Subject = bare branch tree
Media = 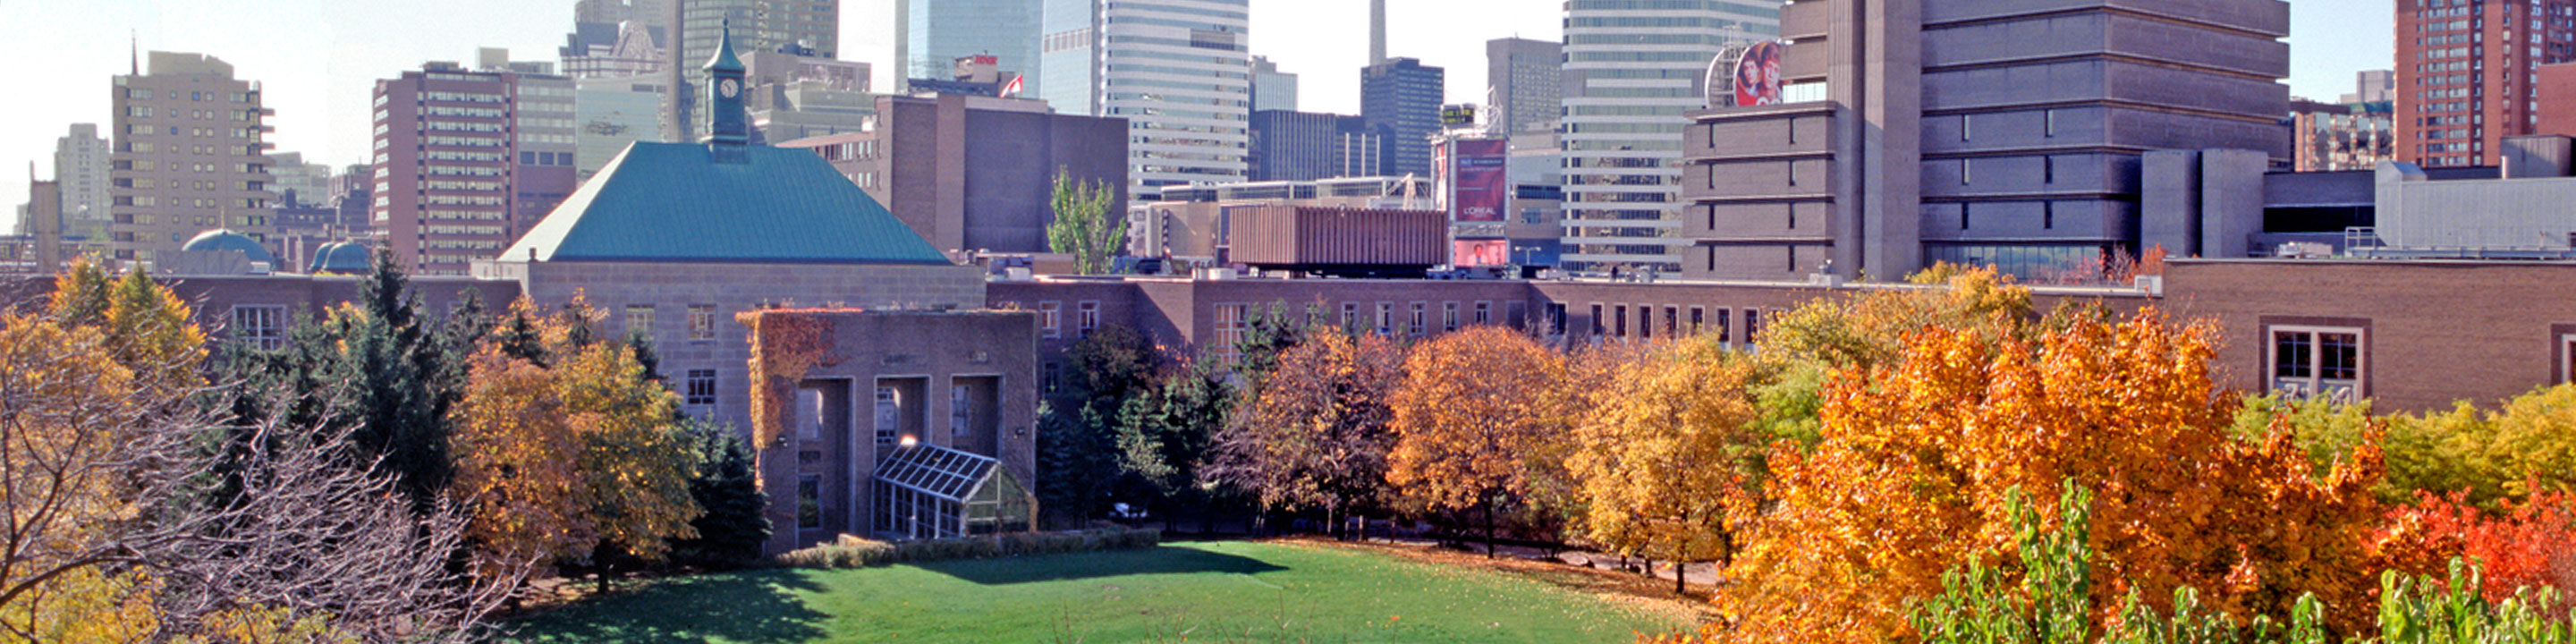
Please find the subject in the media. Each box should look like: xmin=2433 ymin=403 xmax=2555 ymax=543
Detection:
xmin=1 ymin=309 xmax=524 ymax=642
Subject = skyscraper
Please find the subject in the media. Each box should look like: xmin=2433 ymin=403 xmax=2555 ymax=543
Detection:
xmin=52 ymin=123 xmax=110 ymax=243
xmin=663 ymin=0 xmax=838 ymax=142
xmin=1485 ymin=38 xmax=1561 ymax=135
xmin=371 ymin=54 xmax=579 ymax=275
xmin=1557 ymin=0 xmax=1778 ymax=272
xmin=1681 ymin=0 xmax=2288 ymax=280
xmin=2396 ymin=0 xmax=2576 ymax=167
xmin=1250 ymin=110 xmax=1379 ymax=182
xmin=1041 ymin=0 xmax=1252 ymax=196
xmin=1362 ymin=57 xmax=1443 ymax=179
xmin=1253 ymin=56 xmax=1299 ymax=112
xmin=109 ymin=52 xmax=277 ymax=262
xmin=895 ymin=0 xmax=1042 ymax=97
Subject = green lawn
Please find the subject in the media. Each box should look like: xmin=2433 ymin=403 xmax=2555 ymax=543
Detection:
xmin=508 ymin=540 xmax=1696 ymax=643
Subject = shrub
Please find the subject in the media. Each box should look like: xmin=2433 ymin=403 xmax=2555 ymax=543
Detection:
xmin=775 ymin=528 xmax=1161 ymax=569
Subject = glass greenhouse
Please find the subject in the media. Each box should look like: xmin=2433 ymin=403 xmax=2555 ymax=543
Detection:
xmin=870 ymin=442 xmax=1035 ymax=539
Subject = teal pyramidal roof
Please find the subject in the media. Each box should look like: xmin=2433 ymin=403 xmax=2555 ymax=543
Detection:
xmin=502 ymin=142 xmax=951 ymax=266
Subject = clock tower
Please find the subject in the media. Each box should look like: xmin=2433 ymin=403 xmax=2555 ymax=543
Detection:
xmin=703 ymin=21 xmax=750 ymax=151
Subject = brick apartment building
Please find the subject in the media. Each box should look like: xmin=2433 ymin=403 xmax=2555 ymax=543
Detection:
xmin=2396 ymin=0 xmax=2576 ymax=167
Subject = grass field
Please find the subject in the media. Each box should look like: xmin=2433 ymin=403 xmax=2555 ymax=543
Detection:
xmin=507 ymin=539 xmax=1699 ymax=643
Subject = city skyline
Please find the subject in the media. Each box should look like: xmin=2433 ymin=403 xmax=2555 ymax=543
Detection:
xmin=1 ymin=0 xmax=2388 ymax=225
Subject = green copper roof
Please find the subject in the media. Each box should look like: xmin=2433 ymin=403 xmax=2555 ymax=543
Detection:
xmin=501 ymin=142 xmax=952 ymax=266
xmin=308 ymin=242 xmax=371 ymax=275
xmin=182 ymin=229 xmax=278 ymax=265
xmin=704 ymin=23 xmax=743 ymax=73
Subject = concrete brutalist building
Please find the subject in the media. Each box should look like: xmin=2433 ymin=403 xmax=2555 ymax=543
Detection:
xmin=780 ymin=93 xmax=1128 ymax=255
xmin=1683 ymin=0 xmax=2292 ymax=281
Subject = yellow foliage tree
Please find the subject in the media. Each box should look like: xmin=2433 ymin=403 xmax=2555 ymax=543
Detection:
xmin=449 ymin=298 xmax=700 ymax=577
xmin=1570 ymin=334 xmax=1770 ymax=594
xmin=1719 ymin=309 xmax=2388 ymax=642
xmin=1386 ymin=327 xmax=1575 ymax=555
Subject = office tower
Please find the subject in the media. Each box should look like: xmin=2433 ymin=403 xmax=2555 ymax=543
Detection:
xmin=52 ymin=123 xmax=110 ymax=242
xmin=1362 ymin=57 xmax=1443 ymax=179
xmin=1682 ymin=0 xmax=2287 ymax=280
xmin=563 ymin=19 xmax=667 ymax=80
xmin=576 ymin=72 xmax=668 ymax=180
xmin=1253 ymin=56 xmax=1299 ymax=112
xmin=1250 ymin=110 xmax=1380 ymax=182
xmin=2396 ymin=0 xmax=2576 ymax=167
xmin=744 ymin=50 xmax=873 ymax=143
xmin=109 ymin=52 xmax=276 ymax=262
xmin=1485 ymin=38 xmax=1561 ymax=135
xmin=263 ymin=152 xmax=333 ymax=207
xmin=783 ymin=93 xmax=1128 ymax=253
xmin=18 ymin=174 xmax=63 ymax=273
xmin=2293 ymin=97 xmax=2394 ymax=174
xmin=371 ymin=53 xmax=579 ymax=275
xmin=1041 ymin=0 xmax=1252 ymax=195
xmin=895 ymin=0 xmax=1042 ymax=97
xmin=664 ymin=0 xmax=838 ymax=142
xmin=2350 ymin=69 xmax=2394 ymax=105
xmin=1556 ymin=0 xmax=1776 ymax=272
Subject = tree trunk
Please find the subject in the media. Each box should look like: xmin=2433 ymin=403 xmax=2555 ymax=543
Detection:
xmin=1674 ymin=561 xmax=1687 ymax=595
xmin=1483 ymin=500 xmax=1497 ymax=559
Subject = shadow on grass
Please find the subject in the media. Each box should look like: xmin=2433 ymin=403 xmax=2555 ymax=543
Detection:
xmin=914 ymin=545 xmax=1288 ymax=586
xmin=506 ymin=570 xmax=830 ymax=643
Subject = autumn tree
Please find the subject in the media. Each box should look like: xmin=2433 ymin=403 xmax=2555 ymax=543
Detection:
xmin=1046 ymin=168 xmax=1124 ymax=275
xmin=1387 ymin=327 xmax=1575 ymax=557
xmin=1721 ymin=309 xmax=2389 ymax=642
xmin=448 ymin=298 xmax=702 ymax=578
xmin=1763 ymin=262 xmax=2033 ymax=372
xmin=1209 ymin=330 xmax=1403 ymax=536
xmin=1570 ymin=335 xmax=1774 ymax=593
xmin=4 ymin=274 xmax=511 ymax=641
xmin=2378 ymin=489 xmax=2576 ymax=605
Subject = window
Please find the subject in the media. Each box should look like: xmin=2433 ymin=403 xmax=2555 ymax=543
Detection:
xmin=1638 ymin=306 xmax=1651 ymax=339
xmin=625 ymin=305 xmax=655 ymax=336
xmin=1042 ymin=363 xmax=1061 ymax=394
xmin=688 ymin=304 xmax=716 ymax=341
xmin=875 ymin=386 xmax=902 ymax=447
xmin=1589 ymin=303 xmax=1605 ymax=336
xmin=1409 ymin=302 xmax=1427 ymax=337
xmin=1215 ymin=304 xmax=1248 ymax=362
xmin=1715 ymin=309 xmax=1733 ymax=344
xmin=1077 ymin=301 xmax=1100 ymax=335
xmin=1665 ymin=306 xmax=1680 ymax=337
xmin=1377 ymin=302 xmax=1394 ymax=336
xmin=1442 ymin=302 xmax=1460 ymax=332
xmin=688 ymin=369 xmax=718 ymax=407
xmin=1744 ymin=309 xmax=1763 ymax=348
xmin=1614 ymin=305 xmax=1629 ymax=338
xmin=1473 ymin=301 xmax=1492 ymax=325
xmin=231 ymin=305 xmax=284 ymax=351
xmin=1342 ymin=301 xmax=1361 ymax=329
xmin=797 ymin=476 xmax=822 ymax=530
xmin=951 ymin=385 xmax=973 ymax=442
xmin=1690 ymin=307 xmax=1706 ymax=335
xmin=2563 ymin=333 xmax=2576 ymax=385
xmin=1038 ymin=301 xmax=1061 ymax=339
xmin=2270 ymin=326 xmax=2363 ymax=403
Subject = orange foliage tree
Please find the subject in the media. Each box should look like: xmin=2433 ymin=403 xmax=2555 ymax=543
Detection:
xmin=449 ymin=298 xmax=701 ymax=577
xmin=2378 ymin=488 xmax=2576 ymax=605
xmin=1386 ymin=327 xmax=1575 ymax=555
xmin=1718 ymin=309 xmax=2389 ymax=642
xmin=1570 ymin=335 xmax=1771 ymax=595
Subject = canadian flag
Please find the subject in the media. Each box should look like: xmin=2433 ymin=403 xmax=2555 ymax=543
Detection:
xmin=1000 ymin=74 xmax=1025 ymax=98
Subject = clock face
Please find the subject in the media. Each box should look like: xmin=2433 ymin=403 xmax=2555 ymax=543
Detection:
xmin=719 ymin=79 xmax=740 ymax=98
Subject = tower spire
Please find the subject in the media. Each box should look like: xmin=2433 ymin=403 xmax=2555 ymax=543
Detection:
xmin=1369 ymin=0 xmax=1387 ymax=65
xmin=131 ymin=30 xmax=140 ymax=75
xmin=701 ymin=18 xmax=750 ymax=155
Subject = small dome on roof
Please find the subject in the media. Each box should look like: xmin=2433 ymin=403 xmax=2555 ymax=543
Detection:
xmin=181 ymin=229 xmax=278 ymax=265
xmin=308 ymin=242 xmax=373 ymax=275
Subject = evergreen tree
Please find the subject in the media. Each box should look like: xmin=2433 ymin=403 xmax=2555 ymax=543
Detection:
xmin=340 ymin=248 xmax=459 ymax=512
xmin=669 ymin=421 xmax=770 ymax=570
xmin=1038 ymin=325 xmax=1159 ymax=524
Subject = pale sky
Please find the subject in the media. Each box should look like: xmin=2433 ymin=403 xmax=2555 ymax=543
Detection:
xmin=0 ymin=0 xmax=2388 ymax=229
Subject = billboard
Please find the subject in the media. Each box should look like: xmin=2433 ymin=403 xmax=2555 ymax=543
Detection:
xmin=1453 ymin=240 xmax=1510 ymax=267
xmin=1448 ymin=138 xmax=1510 ymax=223
xmin=1441 ymin=104 xmax=1479 ymax=128
xmin=1734 ymin=40 xmax=1784 ymax=106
